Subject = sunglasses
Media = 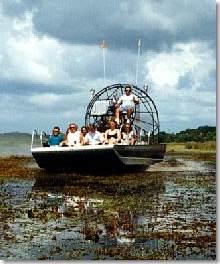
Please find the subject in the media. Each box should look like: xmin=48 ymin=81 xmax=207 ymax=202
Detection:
xmin=70 ymin=126 xmax=76 ymax=129
xmin=125 ymin=89 xmax=131 ymax=92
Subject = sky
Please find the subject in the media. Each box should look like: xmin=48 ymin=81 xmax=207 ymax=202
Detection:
xmin=0 ymin=0 xmax=216 ymax=133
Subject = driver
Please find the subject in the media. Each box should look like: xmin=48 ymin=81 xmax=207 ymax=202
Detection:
xmin=115 ymin=85 xmax=139 ymax=124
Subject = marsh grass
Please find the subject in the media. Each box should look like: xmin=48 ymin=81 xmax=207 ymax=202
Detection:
xmin=185 ymin=141 xmax=216 ymax=150
xmin=167 ymin=141 xmax=216 ymax=154
xmin=0 ymin=156 xmax=36 ymax=177
xmin=0 ymin=155 xmax=216 ymax=260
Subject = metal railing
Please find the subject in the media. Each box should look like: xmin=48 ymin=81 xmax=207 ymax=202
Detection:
xmin=40 ymin=131 xmax=48 ymax=147
xmin=31 ymin=130 xmax=49 ymax=149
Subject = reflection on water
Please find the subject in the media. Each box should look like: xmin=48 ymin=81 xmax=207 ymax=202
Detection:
xmin=0 ymin=156 xmax=216 ymax=260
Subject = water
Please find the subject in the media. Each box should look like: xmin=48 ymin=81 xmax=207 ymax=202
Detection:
xmin=0 ymin=153 xmax=216 ymax=260
xmin=0 ymin=134 xmax=32 ymax=156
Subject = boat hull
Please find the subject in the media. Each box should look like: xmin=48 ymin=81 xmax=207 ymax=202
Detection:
xmin=31 ymin=144 xmax=166 ymax=173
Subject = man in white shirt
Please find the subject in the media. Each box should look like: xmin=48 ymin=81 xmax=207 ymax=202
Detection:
xmin=115 ymin=85 xmax=139 ymax=124
xmin=84 ymin=124 xmax=104 ymax=145
xmin=63 ymin=123 xmax=81 ymax=146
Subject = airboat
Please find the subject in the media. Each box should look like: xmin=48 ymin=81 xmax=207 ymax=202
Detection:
xmin=31 ymin=83 xmax=166 ymax=172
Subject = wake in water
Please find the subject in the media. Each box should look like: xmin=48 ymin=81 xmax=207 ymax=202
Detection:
xmin=149 ymin=155 xmax=215 ymax=173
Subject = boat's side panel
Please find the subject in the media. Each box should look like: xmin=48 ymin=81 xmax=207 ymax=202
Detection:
xmin=114 ymin=144 xmax=166 ymax=160
xmin=31 ymin=144 xmax=166 ymax=172
xmin=32 ymin=147 xmax=149 ymax=172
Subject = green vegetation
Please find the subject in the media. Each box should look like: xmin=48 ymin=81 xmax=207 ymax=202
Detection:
xmin=166 ymin=141 xmax=216 ymax=153
xmin=159 ymin=126 xmax=216 ymax=143
xmin=160 ymin=126 xmax=216 ymax=153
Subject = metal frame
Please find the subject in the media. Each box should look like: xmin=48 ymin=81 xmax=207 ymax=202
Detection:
xmin=85 ymin=83 xmax=160 ymax=143
xmin=31 ymin=130 xmax=49 ymax=149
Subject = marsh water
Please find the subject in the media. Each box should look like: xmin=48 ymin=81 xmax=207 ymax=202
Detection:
xmin=0 ymin=133 xmax=32 ymax=157
xmin=0 ymin=148 xmax=216 ymax=260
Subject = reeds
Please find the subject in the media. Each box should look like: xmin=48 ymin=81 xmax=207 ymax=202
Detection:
xmin=167 ymin=141 xmax=216 ymax=153
xmin=185 ymin=141 xmax=216 ymax=150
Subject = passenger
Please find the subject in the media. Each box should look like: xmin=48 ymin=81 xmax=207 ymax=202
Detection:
xmin=84 ymin=124 xmax=104 ymax=145
xmin=62 ymin=123 xmax=80 ymax=146
xmin=121 ymin=123 xmax=136 ymax=145
xmin=80 ymin=126 xmax=88 ymax=145
xmin=48 ymin=126 xmax=64 ymax=146
xmin=104 ymin=120 xmax=121 ymax=144
xmin=97 ymin=124 xmax=106 ymax=140
xmin=115 ymin=85 xmax=139 ymax=124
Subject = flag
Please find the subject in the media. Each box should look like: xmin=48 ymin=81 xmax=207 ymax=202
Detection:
xmin=100 ymin=39 xmax=107 ymax=49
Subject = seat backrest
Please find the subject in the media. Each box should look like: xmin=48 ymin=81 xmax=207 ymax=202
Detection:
xmin=91 ymin=100 xmax=111 ymax=116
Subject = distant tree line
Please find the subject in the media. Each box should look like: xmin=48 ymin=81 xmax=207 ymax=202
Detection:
xmin=159 ymin=126 xmax=216 ymax=143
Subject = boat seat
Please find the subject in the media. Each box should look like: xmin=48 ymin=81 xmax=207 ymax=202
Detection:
xmin=147 ymin=131 xmax=151 ymax=145
xmin=91 ymin=100 xmax=113 ymax=116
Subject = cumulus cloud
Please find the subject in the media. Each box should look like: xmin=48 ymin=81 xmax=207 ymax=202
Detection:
xmin=0 ymin=3 xmax=139 ymax=94
xmin=145 ymin=42 xmax=215 ymax=92
xmin=33 ymin=0 xmax=216 ymax=51
xmin=143 ymin=42 xmax=216 ymax=131
xmin=0 ymin=6 xmax=70 ymax=87
xmin=2 ymin=0 xmax=216 ymax=51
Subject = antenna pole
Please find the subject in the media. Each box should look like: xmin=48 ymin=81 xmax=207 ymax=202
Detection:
xmin=100 ymin=40 xmax=107 ymax=87
xmin=103 ymin=47 xmax=106 ymax=87
xmin=135 ymin=38 xmax=141 ymax=86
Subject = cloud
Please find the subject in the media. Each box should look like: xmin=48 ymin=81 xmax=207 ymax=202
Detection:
xmin=0 ymin=0 xmax=216 ymax=133
xmin=0 ymin=7 xmax=71 ymax=87
xmin=145 ymin=42 xmax=215 ymax=91
xmin=28 ymin=93 xmax=62 ymax=106
xmin=143 ymin=42 xmax=216 ymax=131
xmin=0 ymin=3 xmax=141 ymax=93
xmin=0 ymin=93 xmax=89 ymax=132
xmin=0 ymin=3 xmax=142 ymax=95
xmin=2 ymin=0 xmax=216 ymax=52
